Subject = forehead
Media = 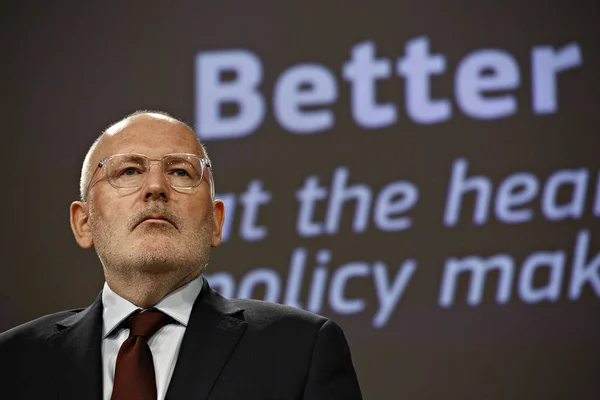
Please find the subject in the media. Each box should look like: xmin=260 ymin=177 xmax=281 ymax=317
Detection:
xmin=98 ymin=115 xmax=203 ymax=159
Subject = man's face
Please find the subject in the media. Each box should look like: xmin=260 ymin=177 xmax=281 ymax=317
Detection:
xmin=85 ymin=115 xmax=219 ymax=278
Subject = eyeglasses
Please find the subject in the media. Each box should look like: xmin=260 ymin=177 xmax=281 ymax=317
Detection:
xmin=85 ymin=153 xmax=214 ymax=198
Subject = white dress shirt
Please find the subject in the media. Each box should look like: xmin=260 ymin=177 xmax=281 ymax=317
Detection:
xmin=101 ymin=276 xmax=203 ymax=400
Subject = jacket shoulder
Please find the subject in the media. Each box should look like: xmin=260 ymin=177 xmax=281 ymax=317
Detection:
xmin=0 ymin=308 xmax=84 ymax=345
xmin=229 ymin=298 xmax=329 ymax=329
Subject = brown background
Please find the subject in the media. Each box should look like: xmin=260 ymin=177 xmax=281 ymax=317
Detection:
xmin=3 ymin=1 xmax=600 ymax=399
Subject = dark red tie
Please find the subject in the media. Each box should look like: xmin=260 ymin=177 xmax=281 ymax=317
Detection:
xmin=110 ymin=310 xmax=170 ymax=400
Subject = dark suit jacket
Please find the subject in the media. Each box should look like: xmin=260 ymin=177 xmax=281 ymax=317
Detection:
xmin=0 ymin=277 xmax=362 ymax=399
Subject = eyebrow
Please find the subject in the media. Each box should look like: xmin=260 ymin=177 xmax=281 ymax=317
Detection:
xmin=100 ymin=154 xmax=147 ymax=164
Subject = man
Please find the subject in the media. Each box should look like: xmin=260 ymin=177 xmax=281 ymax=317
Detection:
xmin=0 ymin=111 xmax=362 ymax=399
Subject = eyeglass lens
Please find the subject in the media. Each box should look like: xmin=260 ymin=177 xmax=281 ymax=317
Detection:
xmin=105 ymin=154 xmax=204 ymax=188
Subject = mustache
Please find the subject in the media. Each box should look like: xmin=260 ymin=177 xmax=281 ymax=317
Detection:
xmin=128 ymin=205 xmax=180 ymax=230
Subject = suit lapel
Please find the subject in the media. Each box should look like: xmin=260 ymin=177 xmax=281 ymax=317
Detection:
xmin=46 ymin=293 xmax=104 ymax=400
xmin=165 ymin=277 xmax=247 ymax=400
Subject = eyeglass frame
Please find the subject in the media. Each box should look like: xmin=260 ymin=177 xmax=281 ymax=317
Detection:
xmin=84 ymin=152 xmax=215 ymax=200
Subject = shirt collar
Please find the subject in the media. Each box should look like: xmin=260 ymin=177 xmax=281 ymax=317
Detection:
xmin=101 ymin=275 xmax=203 ymax=339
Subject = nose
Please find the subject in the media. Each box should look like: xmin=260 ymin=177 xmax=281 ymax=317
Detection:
xmin=143 ymin=162 xmax=170 ymax=201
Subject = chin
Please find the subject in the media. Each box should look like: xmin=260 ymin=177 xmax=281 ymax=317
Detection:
xmin=137 ymin=235 xmax=178 ymax=251
xmin=127 ymin=239 xmax=177 ymax=261
xmin=133 ymin=252 xmax=186 ymax=272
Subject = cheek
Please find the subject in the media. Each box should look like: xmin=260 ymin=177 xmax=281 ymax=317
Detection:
xmin=182 ymin=201 xmax=213 ymax=228
xmin=90 ymin=193 xmax=130 ymax=230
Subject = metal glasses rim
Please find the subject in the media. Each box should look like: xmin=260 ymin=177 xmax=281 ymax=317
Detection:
xmin=84 ymin=152 xmax=213 ymax=199
xmin=97 ymin=152 xmax=212 ymax=168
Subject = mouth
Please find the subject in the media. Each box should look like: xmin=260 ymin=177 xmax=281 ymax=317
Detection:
xmin=135 ymin=215 xmax=177 ymax=230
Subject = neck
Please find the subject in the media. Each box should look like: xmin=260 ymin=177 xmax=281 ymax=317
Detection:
xmin=104 ymin=268 xmax=202 ymax=308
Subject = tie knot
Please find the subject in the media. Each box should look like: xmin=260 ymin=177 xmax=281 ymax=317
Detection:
xmin=128 ymin=310 xmax=169 ymax=339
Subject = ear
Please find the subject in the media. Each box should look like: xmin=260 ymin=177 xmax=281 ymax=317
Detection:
xmin=211 ymin=199 xmax=225 ymax=247
xmin=70 ymin=201 xmax=94 ymax=249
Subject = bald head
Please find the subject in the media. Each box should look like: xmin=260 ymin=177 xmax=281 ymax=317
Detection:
xmin=79 ymin=110 xmax=210 ymax=201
